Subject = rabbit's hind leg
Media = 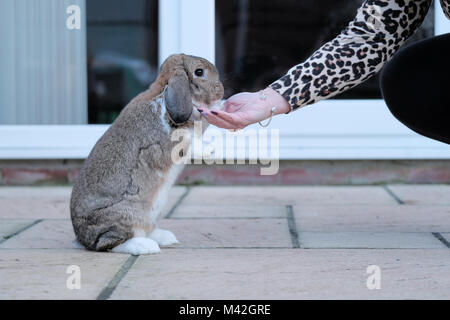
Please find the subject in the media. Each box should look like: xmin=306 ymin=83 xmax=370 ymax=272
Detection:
xmin=93 ymin=204 xmax=160 ymax=255
xmin=94 ymin=224 xmax=161 ymax=255
xmin=86 ymin=206 xmax=142 ymax=252
xmin=94 ymin=227 xmax=132 ymax=252
xmin=149 ymin=228 xmax=179 ymax=246
xmin=72 ymin=215 xmax=133 ymax=252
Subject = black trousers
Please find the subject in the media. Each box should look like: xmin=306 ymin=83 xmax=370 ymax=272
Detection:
xmin=380 ymin=33 xmax=450 ymax=144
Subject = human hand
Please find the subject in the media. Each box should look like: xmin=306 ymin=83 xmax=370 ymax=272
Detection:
xmin=198 ymin=87 xmax=291 ymax=130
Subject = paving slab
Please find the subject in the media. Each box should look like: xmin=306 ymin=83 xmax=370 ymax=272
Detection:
xmin=0 ymin=218 xmax=291 ymax=250
xmin=387 ymin=185 xmax=450 ymax=205
xmin=158 ymin=218 xmax=291 ymax=248
xmin=0 ymin=219 xmax=36 ymax=240
xmin=0 ymin=184 xmax=448 ymax=300
xmin=440 ymin=233 xmax=450 ymax=245
xmin=0 ymin=186 xmax=186 ymax=219
xmin=111 ymin=248 xmax=450 ymax=300
xmin=0 ymin=187 xmax=71 ymax=219
xmin=0 ymin=186 xmax=72 ymax=198
xmin=162 ymin=186 xmax=188 ymax=217
xmin=293 ymin=205 xmax=450 ymax=232
xmin=169 ymin=204 xmax=286 ymax=219
xmin=184 ymin=186 xmax=397 ymax=206
xmin=0 ymin=219 xmax=75 ymax=249
xmin=0 ymin=249 xmax=127 ymax=299
xmin=298 ymin=232 xmax=445 ymax=249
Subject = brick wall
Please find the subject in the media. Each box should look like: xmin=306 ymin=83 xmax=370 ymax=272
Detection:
xmin=0 ymin=160 xmax=449 ymax=186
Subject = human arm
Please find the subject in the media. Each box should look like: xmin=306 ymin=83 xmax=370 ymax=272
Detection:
xmin=202 ymin=0 xmax=433 ymax=129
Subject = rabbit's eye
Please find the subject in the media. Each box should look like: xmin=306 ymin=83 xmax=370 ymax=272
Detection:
xmin=194 ymin=69 xmax=204 ymax=77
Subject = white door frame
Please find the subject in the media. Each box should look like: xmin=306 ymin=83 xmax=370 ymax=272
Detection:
xmin=0 ymin=0 xmax=448 ymax=160
xmin=158 ymin=0 xmax=215 ymax=65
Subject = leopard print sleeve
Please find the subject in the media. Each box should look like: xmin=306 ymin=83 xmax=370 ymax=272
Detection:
xmin=442 ymin=0 xmax=450 ymax=19
xmin=270 ymin=0 xmax=434 ymax=112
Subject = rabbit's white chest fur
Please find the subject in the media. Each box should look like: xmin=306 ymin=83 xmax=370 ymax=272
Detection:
xmin=146 ymin=101 xmax=221 ymax=232
xmin=149 ymin=163 xmax=185 ymax=224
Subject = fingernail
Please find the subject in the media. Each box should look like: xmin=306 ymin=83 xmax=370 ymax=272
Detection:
xmin=211 ymin=111 xmax=218 ymax=115
xmin=197 ymin=108 xmax=204 ymax=112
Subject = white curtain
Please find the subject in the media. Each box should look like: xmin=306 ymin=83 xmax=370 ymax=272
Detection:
xmin=0 ymin=0 xmax=87 ymax=124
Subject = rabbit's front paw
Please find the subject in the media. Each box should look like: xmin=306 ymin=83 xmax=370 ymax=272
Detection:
xmin=149 ymin=228 xmax=179 ymax=246
xmin=111 ymin=237 xmax=161 ymax=255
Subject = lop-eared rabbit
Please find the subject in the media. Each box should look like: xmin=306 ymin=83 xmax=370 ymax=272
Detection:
xmin=71 ymin=54 xmax=224 ymax=255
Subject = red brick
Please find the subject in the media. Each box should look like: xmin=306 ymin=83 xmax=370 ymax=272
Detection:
xmin=178 ymin=165 xmax=280 ymax=185
xmin=407 ymin=167 xmax=450 ymax=183
xmin=1 ymin=168 xmax=69 ymax=185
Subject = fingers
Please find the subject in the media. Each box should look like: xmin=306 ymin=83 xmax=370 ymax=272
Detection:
xmin=197 ymin=108 xmax=234 ymax=129
xmin=197 ymin=108 xmax=245 ymax=130
xmin=209 ymin=110 xmax=246 ymax=129
xmin=212 ymin=110 xmax=243 ymax=127
xmin=206 ymin=116 xmax=236 ymax=129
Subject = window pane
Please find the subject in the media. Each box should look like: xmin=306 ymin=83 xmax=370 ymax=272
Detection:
xmin=87 ymin=0 xmax=158 ymax=124
xmin=0 ymin=0 xmax=87 ymax=124
xmin=215 ymin=0 xmax=434 ymax=99
xmin=0 ymin=0 xmax=158 ymax=125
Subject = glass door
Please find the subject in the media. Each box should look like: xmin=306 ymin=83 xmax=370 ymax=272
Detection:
xmin=0 ymin=0 xmax=449 ymax=159
xmin=0 ymin=0 xmax=214 ymax=159
xmin=0 ymin=0 xmax=160 ymax=158
xmin=86 ymin=0 xmax=159 ymax=124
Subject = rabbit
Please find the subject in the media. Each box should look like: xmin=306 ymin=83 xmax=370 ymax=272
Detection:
xmin=70 ymin=54 xmax=224 ymax=255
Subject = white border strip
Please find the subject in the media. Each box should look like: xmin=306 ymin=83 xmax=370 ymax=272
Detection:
xmin=0 ymin=120 xmax=448 ymax=159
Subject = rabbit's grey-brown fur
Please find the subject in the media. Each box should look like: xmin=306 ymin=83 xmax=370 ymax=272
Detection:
xmin=70 ymin=54 xmax=223 ymax=253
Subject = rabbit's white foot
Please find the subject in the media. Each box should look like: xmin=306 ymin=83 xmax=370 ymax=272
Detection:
xmin=149 ymin=228 xmax=179 ymax=246
xmin=111 ymin=237 xmax=161 ymax=255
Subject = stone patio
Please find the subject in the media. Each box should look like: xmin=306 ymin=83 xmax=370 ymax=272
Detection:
xmin=0 ymin=185 xmax=449 ymax=299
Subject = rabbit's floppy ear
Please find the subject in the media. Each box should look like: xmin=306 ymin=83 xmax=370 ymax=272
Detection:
xmin=164 ymin=69 xmax=193 ymax=124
